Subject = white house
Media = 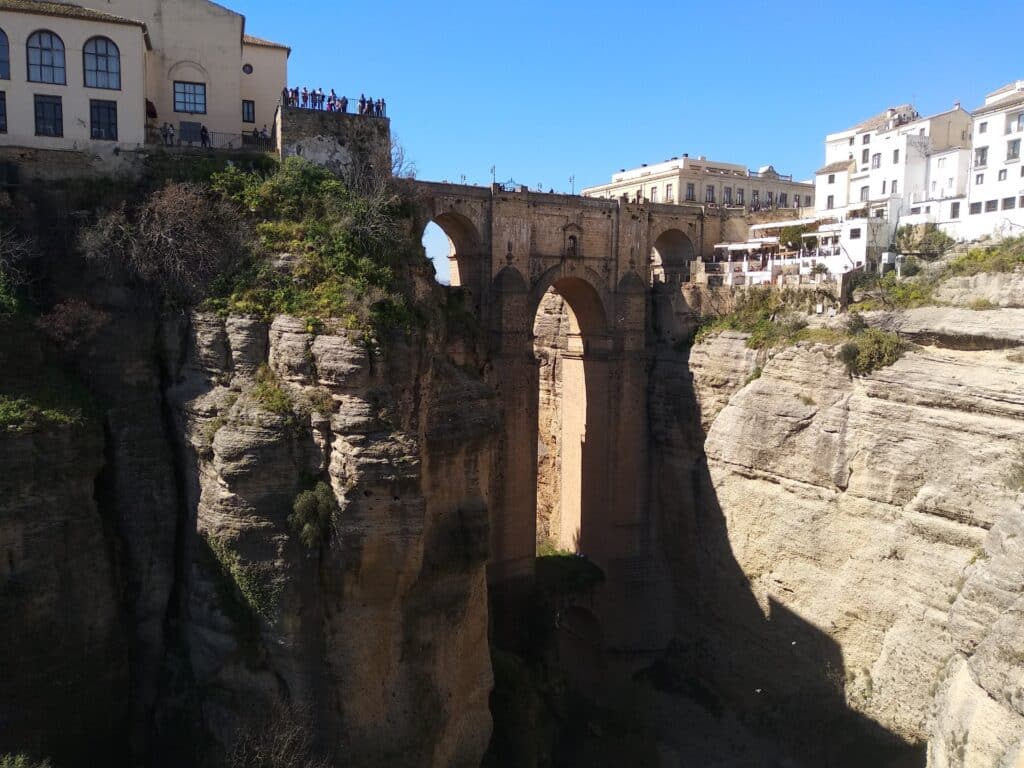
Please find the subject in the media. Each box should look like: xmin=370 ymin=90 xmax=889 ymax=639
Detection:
xmin=960 ymin=80 xmax=1024 ymax=240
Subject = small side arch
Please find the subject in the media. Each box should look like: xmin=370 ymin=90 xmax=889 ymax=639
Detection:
xmin=650 ymin=228 xmax=694 ymax=284
xmin=420 ymin=208 xmax=484 ymax=294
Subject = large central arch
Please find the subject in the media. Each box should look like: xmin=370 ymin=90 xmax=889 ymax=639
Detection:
xmin=531 ymin=273 xmax=610 ymax=558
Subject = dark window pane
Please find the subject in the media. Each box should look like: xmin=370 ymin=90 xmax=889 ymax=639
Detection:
xmin=84 ymin=37 xmax=120 ymax=90
xmin=27 ymin=30 xmax=66 ymax=84
xmin=34 ymin=94 xmax=63 ymax=136
xmin=0 ymin=92 xmax=6 ymax=133
xmin=242 ymin=99 xmax=255 ymax=123
xmin=90 ymin=99 xmax=117 ymax=140
xmin=174 ymin=81 xmax=206 ymax=114
xmin=0 ymin=28 xmax=9 ymax=79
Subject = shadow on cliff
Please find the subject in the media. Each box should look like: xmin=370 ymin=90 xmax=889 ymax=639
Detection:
xmin=648 ymin=286 xmax=925 ymax=767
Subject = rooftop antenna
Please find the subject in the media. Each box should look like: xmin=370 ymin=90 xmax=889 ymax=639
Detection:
xmin=490 ymin=165 xmax=496 ymax=185
xmin=569 ymin=174 xmax=576 ymax=194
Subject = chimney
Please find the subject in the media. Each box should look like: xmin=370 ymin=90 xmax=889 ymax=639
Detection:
xmin=953 ymin=100 xmax=961 ymax=110
xmin=682 ymin=153 xmax=688 ymax=158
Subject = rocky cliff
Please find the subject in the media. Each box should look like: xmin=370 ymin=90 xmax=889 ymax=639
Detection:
xmin=671 ymin=309 xmax=1024 ymax=767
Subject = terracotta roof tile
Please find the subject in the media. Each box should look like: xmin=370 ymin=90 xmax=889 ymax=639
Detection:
xmin=0 ymin=0 xmax=146 ymax=28
xmin=243 ymin=33 xmax=290 ymax=52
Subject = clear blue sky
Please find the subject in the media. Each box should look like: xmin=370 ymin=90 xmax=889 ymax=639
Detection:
xmin=240 ymin=0 xmax=1024 ymax=280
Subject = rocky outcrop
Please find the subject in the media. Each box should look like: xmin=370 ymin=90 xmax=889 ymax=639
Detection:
xmin=164 ymin=312 xmax=496 ymax=767
xmin=933 ymin=269 xmax=1024 ymax=308
xmin=683 ymin=327 xmax=1024 ymax=766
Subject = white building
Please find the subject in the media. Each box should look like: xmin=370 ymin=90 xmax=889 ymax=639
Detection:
xmin=0 ymin=0 xmax=289 ymax=152
xmin=813 ymin=102 xmax=974 ymax=262
xmin=582 ymin=154 xmax=814 ymax=212
xmin=960 ymin=80 xmax=1024 ymax=240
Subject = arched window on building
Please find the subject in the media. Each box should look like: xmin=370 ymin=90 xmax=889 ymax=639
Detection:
xmin=27 ymin=30 xmax=65 ymax=84
xmin=0 ymin=28 xmax=10 ymax=80
xmin=83 ymin=37 xmax=120 ymax=89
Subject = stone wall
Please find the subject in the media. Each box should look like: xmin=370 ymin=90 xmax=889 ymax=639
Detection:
xmin=279 ymin=107 xmax=391 ymax=180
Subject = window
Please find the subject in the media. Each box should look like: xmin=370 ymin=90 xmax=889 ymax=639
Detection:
xmin=1003 ymin=197 xmax=1017 ymax=210
xmin=736 ymin=188 xmax=744 ymax=204
xmin=828 ymin=173 xmax=835 ymax=184
xmin=723 ymin=186 xmax=732 ymax=204
xmin=998 ymin=169 xmax=1007 ymax=181
xmin=882 ymin=180 xmax=887 ymax=194
xmin=849 ymin=228 xmax=861 ymax=239
xmin=950 ymin=202 xmax=960 ymax=218
xmin=242 ymin=99 xmax=255 ymax=123
xmin=826 ymin=194 xmax=834 ymax=209
xmin=893 ymin=149 xmax=899 ymax=163
xmin=767 ymin=191 xmax=774 ymax=206
xmin=751 ymin=190 xmax=759 ymax=204
xmin=861 ymin=148 xmax=869 ymax=164
xmin=931 ymin=180 xmax=937 ymax=193
xmin=871 ymin=153 xmax=881 ymax=169
xmin=919 ymin=128 xmax=925 ymax=136
xmin=83 ymin=37 xmax=120 ymax=89
xmin=0 ymin=27 xmax=8 ymax=79
xmin=650 ymin=187 xmax=658 ymax=203
xmin=979 ymin=122 xmax=987 ymax=134
xmin=174 ymin=81 xmax=206 ymax=114
xmin=892 ymin=180 xmax=898 ymax=194
xmin=685 ymin=182 xmax=695 ymax=201
xmin=860 ymin=186 xmax=869 ymax=201
xmin=985 ymin=200 xmax=998 ymax=212
xmin=27 ymin=30 xmax=66 ymax=84
xmin=34 ymin=94 xmax=62 ymax=136
xmin=665 ymin=183 xmax=673 ymax=202
xmin=976 ymin=173 xmax=984 ymax=185
xmin=242 ymin=63 xmax=253 ymax=75
xmin=705 ymin=185 xmax=715 ymax=203
xmin=779 ymin=193 xmax=787 ymax=207
xmin=88 ymin=99 xmax=117 ymax=140
xmin=636 ymin=188 xmax=642 ymax=203
xmin=0 ymin=91 xmax=5 ymax=133
xmin=848 ymin=137 xmax=854 ymax=146
xmin=910 ymin=207 xmax=921 ymax=215
xmin=969 ymin=202 xmax=982 ymax=214
xmin=975 ymin=147 xmax=988 ymax=167
xmin=938 ymin=157 xmax=946 ymax=168
xmin=804 ymin=195 xmax=811 ymax=206
xmin=863 ymin=134 xmax=870 ymax=144
xmin=1008 ymin=139 xmax=1021 ymax=160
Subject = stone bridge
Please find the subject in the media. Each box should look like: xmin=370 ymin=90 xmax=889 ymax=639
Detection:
xmin=411 ymin=180 xmax=717 ymax=650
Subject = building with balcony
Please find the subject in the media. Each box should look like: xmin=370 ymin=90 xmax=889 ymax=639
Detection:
xmin=961 ymin=80 xmax=1024 ymax=240
xmin=581 ymin=154 xmax=814 ymax=212
xmin=0 ymin=0 xmax=288 ymax=153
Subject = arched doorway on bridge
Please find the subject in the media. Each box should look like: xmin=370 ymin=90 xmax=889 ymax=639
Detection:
xmin=650 ymin=228 xmax=694 ymax=284
xmin=533 ymin=275 xmax=609 ymax=558
xmin=420 ymin=211 xmax=482 ymax=293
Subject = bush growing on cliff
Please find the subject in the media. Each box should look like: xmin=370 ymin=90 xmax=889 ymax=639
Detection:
xmin=945 ymin=236 xmax=1024 ymax=276
xmin=289 ymin=482 xmax=337 ymax=549
xmin=227 ymin=704 xmax=330 ymax=768
xmin=0 ymin=227 xmax=36 ymax=316
xmin=836 ymin=328 xmax=905 ymax=376
xmin=251 ymin=364 xmax=292 ymax=414
xmin=79 ymin=183 xmax=252 ymax=304
xmin=207 ymin=157 xmax=415 ymax=339
xmin=0 ymin=755 xmax=52 ymax=768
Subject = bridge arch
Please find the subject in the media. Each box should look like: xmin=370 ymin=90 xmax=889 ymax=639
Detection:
xmin=650 ymin=228 xmax=694 ymax=284
xmin=530 ymin=269 xmax=611 ymax=559
xmin=419 ymin=209 xmax=484 ymax=295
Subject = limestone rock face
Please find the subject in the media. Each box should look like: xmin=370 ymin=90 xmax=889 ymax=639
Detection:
xmin=933 ymin=269 xmax=1024 ymax=308
xmin=689 ymin=332 xmax=1024 ymax=765
xmin=0 ymin=421 xmax=128 ymax=765
xmin=687 ymin=330 xmax=761 ymax=430
xmin=165 ymin=312 xmax=496 ymax=768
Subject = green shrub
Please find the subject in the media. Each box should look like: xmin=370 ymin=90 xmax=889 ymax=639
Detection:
xmin=968 ymin=297 xmax=997 ymax=310
xmin=901 ymin=256 xmax=921 ymax=277
xmin=207 ymin=157 xmax=417 ymax=340
xmin=0 ymin=754 xmax=52 ymax=768
xmin=1007 ymin=446 xmax=1024 ymax=492
xmin=205 ymin=534 xmax=282 ymax=623
xmin=289 ymin=482 xmax=337 ymax=549
xmin=946 ymin=237 xmax=1024 ymax=276
xmin=843 ymin=311 xmax=868 ymax=334
xmin=837 ymin=328 xmax=906 ymax=375
xmin=251 ymin=364 xmax=292 ymax=414
xmin=0 ymin=362 xmax=96 ymax=432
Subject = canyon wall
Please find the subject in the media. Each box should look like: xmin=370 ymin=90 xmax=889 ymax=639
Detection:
xmin=660 ymin=307 xmax=1024 ymax=767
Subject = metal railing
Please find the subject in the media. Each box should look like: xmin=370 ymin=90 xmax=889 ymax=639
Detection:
xmin=281 ymin=95 xmax=387 ymax=118
xmin=151 ymin=129 xmax=276 ymax=152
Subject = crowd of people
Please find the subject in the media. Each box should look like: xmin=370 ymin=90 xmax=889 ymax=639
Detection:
xmin=281 ymin=87 xmax=386 ymax=117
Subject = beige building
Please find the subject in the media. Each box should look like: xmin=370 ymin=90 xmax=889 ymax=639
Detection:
xmin=0 ymin=0 xmax=288 ymax=151
xmin=582 ymin=154 xmax=815 ymax=211
xmin=0 ymin=0 xmax=149 ymax=148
